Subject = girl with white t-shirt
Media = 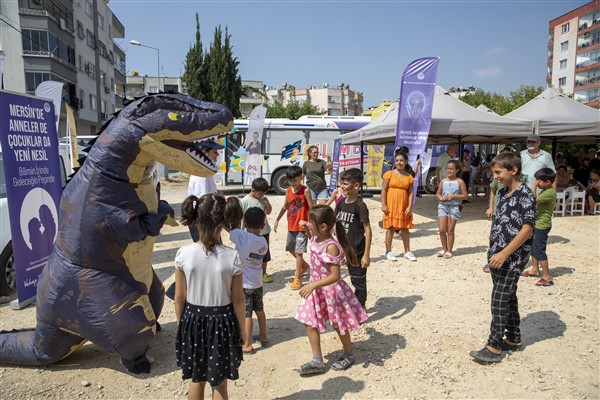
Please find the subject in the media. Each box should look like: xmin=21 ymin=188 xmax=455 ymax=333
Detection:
xmin=175 ymin=194 xmax=246 ymax=400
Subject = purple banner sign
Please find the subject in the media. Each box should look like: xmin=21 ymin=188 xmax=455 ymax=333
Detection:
xmin=0 ymin=90 xmax=63 ymax=303
xmin=328 ymin=139 xmax=341 ymax=195
xmin=395 ymin=57 xmax=440 ymax=196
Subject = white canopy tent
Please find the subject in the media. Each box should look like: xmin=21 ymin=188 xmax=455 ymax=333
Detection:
xmin=342 ymin=86 xmax=533 ymax=145
xmin=505 ymin=88 xmax=600 ymax=144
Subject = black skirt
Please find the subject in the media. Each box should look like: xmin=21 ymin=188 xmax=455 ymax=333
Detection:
xmin=176 ymin=303 xmax=243 ymax=386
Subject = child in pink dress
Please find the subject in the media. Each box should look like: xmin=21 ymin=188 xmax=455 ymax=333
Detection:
xmin=295 ymin=205 xmax=368 ymax=376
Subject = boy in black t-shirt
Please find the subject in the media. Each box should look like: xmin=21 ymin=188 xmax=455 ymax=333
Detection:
xmin=335 ymin=168 xmax=372 ymax=307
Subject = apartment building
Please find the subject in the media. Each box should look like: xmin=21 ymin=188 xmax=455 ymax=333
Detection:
xmin=548 ymin=0 xmax=600 ymax=107
xmin=266 ymin=82 xmax=364 ymax=116
xmin=0 ymin=0 xmax=125 ymax=136
xmin=124 ymin=74 xmax=187 ymax=99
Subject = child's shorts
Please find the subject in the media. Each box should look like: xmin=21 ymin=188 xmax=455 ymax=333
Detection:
xmin=531 ymin=227 xmax=551 ymax=261
xmin=262 ymin=233 xmax=271 ymax=263
xmin=244 ymin=287 xmax=264 ymax=317
xmin=310 ymin=188 xmax=329 ymax=201
xmin=286 ymin=231 xmax=307 ymax=253
xmin=438 ymin=203 xmax=460 ymax=220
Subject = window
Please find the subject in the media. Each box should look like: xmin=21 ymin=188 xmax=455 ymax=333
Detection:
xmin=85 ymin=0 xmax=93 ymax=17
xmin=77 ymin=55 xmax=82 ymax=70
xmin=561 ymin=23 xmax=569 ymax=34
xmin=21 ymin=28 xmax=75 ymax=66
xmin=76 ymin=20 xmax=84 ymax=39
xmin=79 ymin=89 xmax=85 ymax=108
xmin=559 ymin=59 xmax=567 ymax=69
xmin=24 ymin=72 xmax=51 ymax=93
xmin=101 ymin=100 xmax=107 ymax=114
xmin=149 ymin=86 xmax=158 ymax=93
xmin=328 ymin=96 xmax=340 ymax=103
xmin=89 ymin=94 xmax=97 ymax=111
xmin=98 ymin=14 xmax=104 ymax=31
xmin=86 ymin=29 xmax=96 ymax=49
xmin=558 ymin=77 xmax=566 ymax=86
xmin=560 ymin=41 xmax=568 ymax=52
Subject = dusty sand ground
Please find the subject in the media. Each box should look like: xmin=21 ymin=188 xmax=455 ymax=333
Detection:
xmin=1 ymin=178 xmax=599 ymax=400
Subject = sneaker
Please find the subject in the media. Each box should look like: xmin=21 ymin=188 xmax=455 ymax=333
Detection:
xmin=404 ymin=251 xmax=417 ymax=262
xmin=469 ymin=347 xmax=503 ymax=363
xmin=443 ymin=252 xmax=453 ymax=259
xmin=290 ymin=278 xmax=303 ymax=290
xmin=436 ymin=250 xmax=445 ymax=257
xmin=385 ymin=252 xmax=397 ymax=261
xmin=262 ymin=273 xmax=273 ymax=283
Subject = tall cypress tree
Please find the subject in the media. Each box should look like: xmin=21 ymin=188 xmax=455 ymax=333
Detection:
xmin=182 ymin=13 xmax=204 ymax=100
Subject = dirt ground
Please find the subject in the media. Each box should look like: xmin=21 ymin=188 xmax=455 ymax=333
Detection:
xmin=1 ymin=178 xmax=599 ymax=399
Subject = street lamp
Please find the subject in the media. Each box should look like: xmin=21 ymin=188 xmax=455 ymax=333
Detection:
xmin=130 ymin=39 xmax=169 ymax=180
xmin=130 ymin=39 xmax=161 ymax=92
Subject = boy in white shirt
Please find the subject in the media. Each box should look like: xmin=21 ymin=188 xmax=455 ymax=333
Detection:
xmin=241 ymin=177 xmax=273 ymax=283
xmin=229 ymin=207 xmax=269 ymax=354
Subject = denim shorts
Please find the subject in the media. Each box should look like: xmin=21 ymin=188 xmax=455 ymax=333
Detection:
xmin=285 ymin=231 xmax=307 ymax=253
xmin=310 ymin=188 xmax=329 ymax=201
xmin=531 ymin=227 xmax=551 ymax=261
xmin=438 ymin=203 xmax=460 ymax=220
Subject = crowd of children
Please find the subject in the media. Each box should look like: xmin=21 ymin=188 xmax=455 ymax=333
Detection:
xmin=172 ymin=143 xmax=593 ymax=397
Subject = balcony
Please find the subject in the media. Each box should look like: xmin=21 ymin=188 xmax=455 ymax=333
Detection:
xmin=575 ymin=75 xmax=600 ymax=87
xmin=576 ymin=57 xmax=600 ymax=70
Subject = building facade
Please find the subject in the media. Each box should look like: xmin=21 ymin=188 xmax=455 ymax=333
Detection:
xmin=265 ymin=83 xmax=364 ymax=116
xmin=548 ymin=0 xmax=600 ymax=107
xmin=0 ymin=0 xmax=125 ymax=136
xmin=124 ymin=74 xmax=187 ymax=99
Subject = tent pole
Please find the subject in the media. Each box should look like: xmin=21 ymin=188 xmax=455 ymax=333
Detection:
xmin=360 ymin=141 xmax=373 ymax=198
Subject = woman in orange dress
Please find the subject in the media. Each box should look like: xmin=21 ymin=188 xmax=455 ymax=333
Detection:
xmin=381 ymin=152 xmax=416 ymax=262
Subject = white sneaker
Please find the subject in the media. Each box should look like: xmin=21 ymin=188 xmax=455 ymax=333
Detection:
xmin=404 ymin=252 xmax=417 ymax=261
xmin=385 ymin=252 xmax=398 ymax=261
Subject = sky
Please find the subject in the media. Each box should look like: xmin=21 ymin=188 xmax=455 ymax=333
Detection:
xmin=109 ymin=0 xmax=590 ymax=109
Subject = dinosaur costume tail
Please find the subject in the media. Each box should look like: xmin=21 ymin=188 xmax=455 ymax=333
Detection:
xmin=0 ymin=327 xmax=86 ymax=365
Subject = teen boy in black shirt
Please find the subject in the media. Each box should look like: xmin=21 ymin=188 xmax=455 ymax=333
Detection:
xmin=334 ymin=168 xmax=372 ymax=307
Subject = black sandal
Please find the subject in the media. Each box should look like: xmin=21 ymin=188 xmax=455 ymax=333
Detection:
xmin=332 ymin=356 xmax=355 ymax=371
xmin=297 ymin=362 xmax=325 ymax=376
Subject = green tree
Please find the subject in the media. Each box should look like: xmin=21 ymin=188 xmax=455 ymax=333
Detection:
xmin=266 ymin=87 xmax=324 ymax=119
xmin=509 ymin=85 xmax=544 ymax=109
xmin=182 ymin=13 xmax=204 ymax=100
xmin=182 ymin=17 xmax=243 ymax=116
xmin=459 ymin=85 xmax=544 ymax=115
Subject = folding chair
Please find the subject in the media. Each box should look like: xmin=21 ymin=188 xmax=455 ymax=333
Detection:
xmin=554 ymin=191 xmax=566 ymax=217
xmin=566 ymin=190 xmax=585 ymax=216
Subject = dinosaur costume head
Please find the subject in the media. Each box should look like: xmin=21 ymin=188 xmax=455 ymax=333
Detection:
xmin=0 ymin=94 xmax=232 ymax=374
xmin=86 ymin=93 xmax=232 ymax=185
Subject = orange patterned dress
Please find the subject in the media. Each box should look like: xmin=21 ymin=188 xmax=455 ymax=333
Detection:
xmin=382 ymin=170 xmax=414 ymax=229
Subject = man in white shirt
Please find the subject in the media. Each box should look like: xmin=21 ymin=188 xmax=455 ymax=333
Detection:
xmin=520 ymin=134 xmax=556 ymax=192
xmin=187 ymin=139 xmax=224 ymax=241
xmin=436 ymin=143 xmax=457 ymax=184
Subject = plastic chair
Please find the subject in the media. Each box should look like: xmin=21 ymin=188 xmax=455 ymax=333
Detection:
xmin=594 ymin=202 xmax=600 ymax=215
xmin=566 ymin=190 xmax=585 ymax=216
xmin=554 ymin=191 xmax=566 ymax=217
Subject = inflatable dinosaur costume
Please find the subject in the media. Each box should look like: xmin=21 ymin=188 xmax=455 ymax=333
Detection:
xmin=0 ymin=93 xmax=233 ymax=373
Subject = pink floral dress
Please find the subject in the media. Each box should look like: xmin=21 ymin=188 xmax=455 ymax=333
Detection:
xmin=295 ymin=237 xmax=368 ymax=334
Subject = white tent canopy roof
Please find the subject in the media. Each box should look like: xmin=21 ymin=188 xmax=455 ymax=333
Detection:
xmin=505 ymin=88 xmax=600 ymax=142
xmin=342 ymin=86 xmax=533 ymax=145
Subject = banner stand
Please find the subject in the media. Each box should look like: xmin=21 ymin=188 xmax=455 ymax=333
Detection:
xmin=360 ymin=142 xmax=374 ymax=198
xmin=10 ymin=296 xmax=35 ymax=310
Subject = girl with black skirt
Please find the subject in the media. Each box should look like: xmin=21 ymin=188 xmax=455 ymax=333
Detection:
xmin=175 ymin=193 xmax=246 ymax=399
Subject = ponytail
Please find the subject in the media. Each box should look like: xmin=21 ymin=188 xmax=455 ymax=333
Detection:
xmin=180 ymin=195 xmax=200 ymax=227
xmin=335 ymin=220 xmax=358 ymax=266
xmin=223 ymin=196 xmax=243 ymax=231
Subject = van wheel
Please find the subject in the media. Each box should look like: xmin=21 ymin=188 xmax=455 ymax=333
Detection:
xmin=0 ymin=242 xmax=16 ymax=296
xmin=423 ymin=169 xmax=438 ymax=194
xmin=272 ymin=169 xmax=289 ymax=195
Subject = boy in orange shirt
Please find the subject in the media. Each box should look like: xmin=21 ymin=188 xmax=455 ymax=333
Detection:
xmin=274 ymin=166 xmax=313 ymax=290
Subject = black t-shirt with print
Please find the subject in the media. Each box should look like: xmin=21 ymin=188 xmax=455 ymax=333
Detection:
xmin=335 ymin=198 xmax=370 ymax=264
xmin=488 ymin=183 xmax=536 ymax=272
